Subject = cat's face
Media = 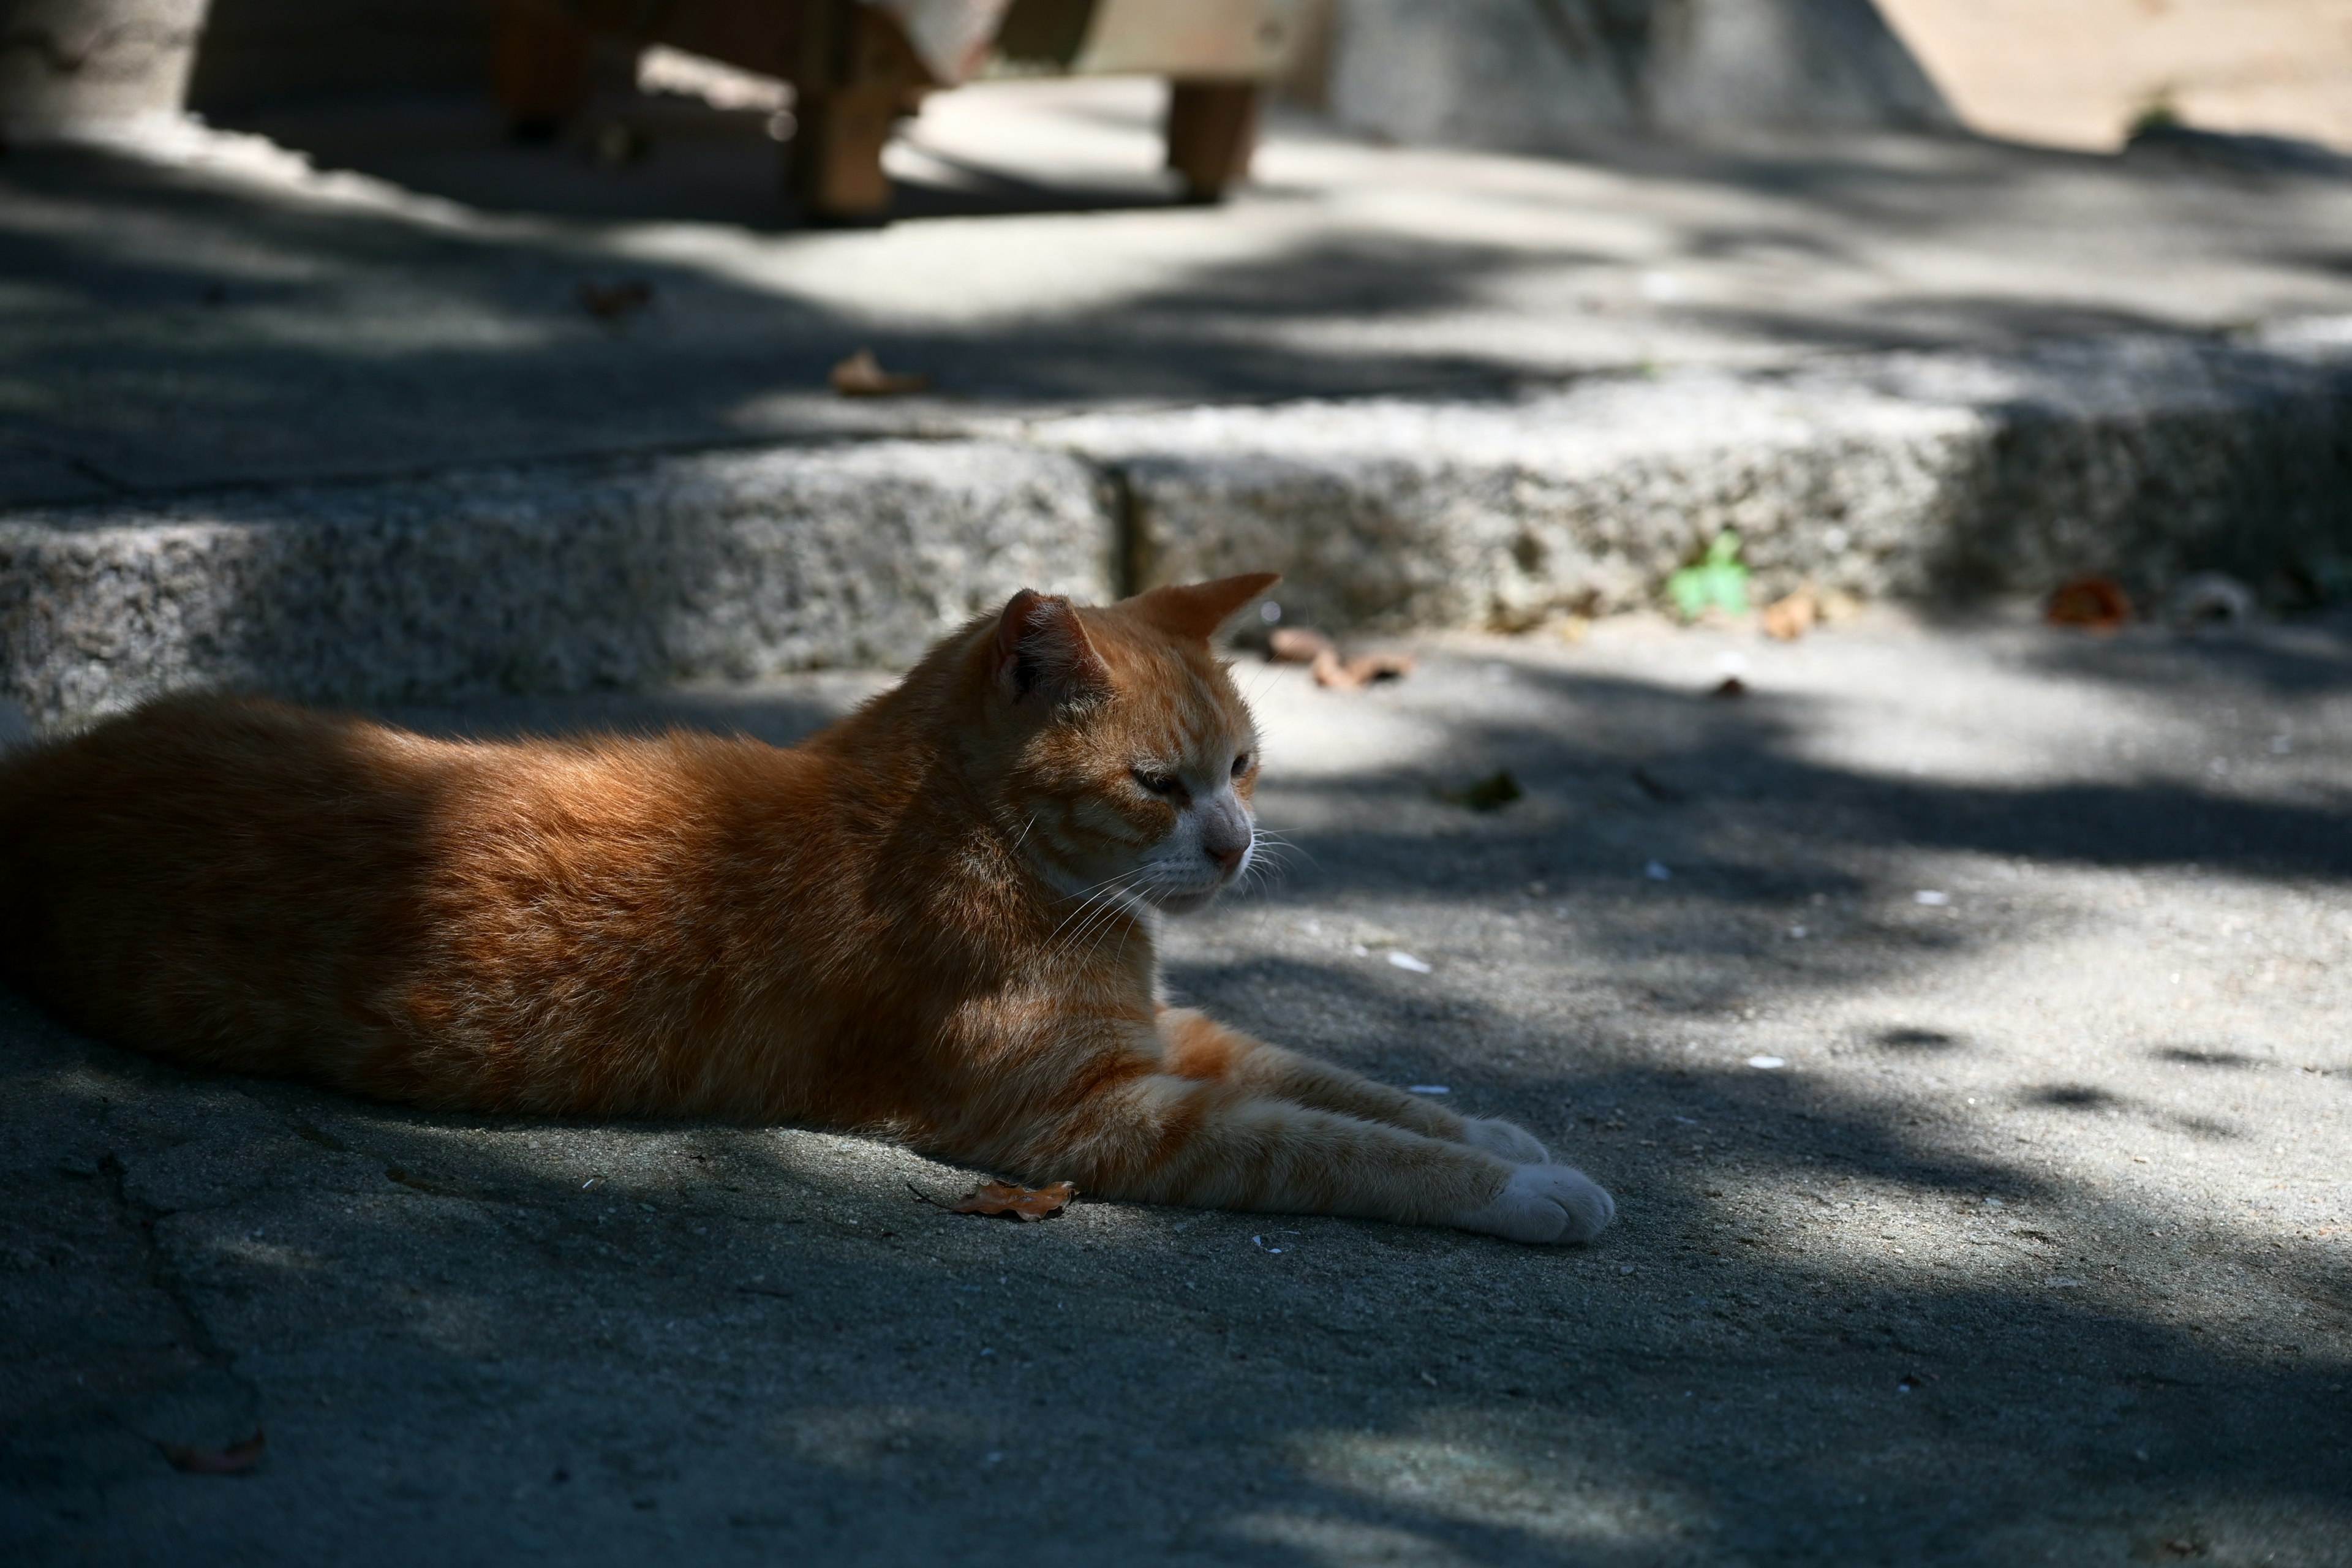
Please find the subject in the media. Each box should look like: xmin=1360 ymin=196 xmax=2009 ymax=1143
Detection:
xmin=980 ymin=576 xmax=1278 ymax=919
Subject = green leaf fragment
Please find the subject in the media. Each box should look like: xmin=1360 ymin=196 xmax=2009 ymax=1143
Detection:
xmin=1667 ymin=529 xmax=1751 ymax=619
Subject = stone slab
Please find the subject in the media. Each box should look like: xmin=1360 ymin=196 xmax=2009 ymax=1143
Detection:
xmin=1044 ymin=327 xmax=2352 ymax=632
xmin=10 ymin=85 xmax=2352 ymax=513
xmin=4 ymin=611 xmax=2350 ymax=1564
xmin=9 ymin=325 xmax=2352 ymax=723
xmin=0 ymin=440 xmax=1112 ymax=724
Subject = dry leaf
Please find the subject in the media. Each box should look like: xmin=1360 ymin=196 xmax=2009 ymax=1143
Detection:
xmin=1436 ymin=769 xmax=1522 ymax=811
xmin=158 ymin=1431 xmax=265 ymax=1475
xmin=951 ymin=1180 xmax=1076 ymax=1221
xmin=577 ymin=280 xmax=653 ymax=320
xmin=1762 ymin=589 xmax=1815 ymax=641
xmin=2045 ymin=575 xmax=2132 ymax=633
xmin=1817 ymin=588 xmax=1864 ymax=625
xmin=1266 ymin=627 xmax=1336 ymax=664
xmin=1312 ymin=650 xmax=1416 ymax=690
xmin=830 ymin=347 xmax=932 ymax=398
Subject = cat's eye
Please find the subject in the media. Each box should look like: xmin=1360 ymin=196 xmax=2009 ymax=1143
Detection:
xmin=1133 ymin=769 xmax=1180 ymax=796
xmin=1231 ymin=753 xmax=1251 ymax=777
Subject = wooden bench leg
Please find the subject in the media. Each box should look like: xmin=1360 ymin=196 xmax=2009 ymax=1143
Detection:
xmin=492 ymin=0 xmax=594 ymax=139
xmin=1166 ymin=80 xmax=1261 ymax=202
xmin=786 ymin=87 xmax=905 ymax=220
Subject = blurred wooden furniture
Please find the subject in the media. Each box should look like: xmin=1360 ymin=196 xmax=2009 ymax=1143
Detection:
xmin=490 ymin=0 xmax=1298 ymax=220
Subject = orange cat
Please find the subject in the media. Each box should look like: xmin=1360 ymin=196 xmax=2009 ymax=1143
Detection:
xmin=0 ymin=575 xmax=1612 ymax=1244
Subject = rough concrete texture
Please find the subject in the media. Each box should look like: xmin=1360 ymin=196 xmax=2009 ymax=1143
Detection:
xmin=12 ymin=85 xmax=2352 ymax=498
xmin=0 ymin=0 xmax=208 ymax=138
xmin=0 ymin=441 xmax=1109 ymax=723
xmin=1327 ymin=0 xmax=1954 ymax=149
xmin=7 ymin=81 xmax=2352 ymax=716
xmin=3 ymin=606 xmax=2346 ymax=1565
xmin=14 ymin=320 xmax=2351 ymax=719
xmin=1053 ymin=330 xmax=2352 ymax=632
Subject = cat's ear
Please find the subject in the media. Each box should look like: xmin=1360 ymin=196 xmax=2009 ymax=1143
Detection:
xmin=993 ymin=590 xmax=1110 ymax=709
xmin=1122 ymin=573 xmax=1282 ymax=643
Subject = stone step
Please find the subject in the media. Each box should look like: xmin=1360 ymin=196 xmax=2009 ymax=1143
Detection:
xmin=1050 ymin=323 xmax=2352 ymax=633
xmin=0 ymin=441 xmax=1112 ymax=726
xmin=5 ymin=323 xmax=2348 ymax=725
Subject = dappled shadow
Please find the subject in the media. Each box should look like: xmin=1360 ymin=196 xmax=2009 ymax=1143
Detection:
xmin=2012 ymin=610 xmax=2352 ymax=699
xmin=1879 ymin=1027 xmax=1962 ymax=1052
xmin=5 ymin=951 xmax=2346 ymax=1564
xmin=2155 ymin=1046 xmax=2265 ymax=1070
xmin=4 ymin=658 xmax=2347 ymax=1558
xmin=11 ymin=105 xmax=2352 ymax=512
xmin=217 ymin=92 xmax=1200 ymax=230
xmin=0 ymin=141 xmax=1565 ymax=506
xmin=1248 ymin=660 xmax=2352 ymax=920
xmin=2024 ymin=1084 xmax=2122 ymax=1110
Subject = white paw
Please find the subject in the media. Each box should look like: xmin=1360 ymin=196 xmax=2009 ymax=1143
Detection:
xmin=1450 ymin=1163 xmax=1616 ymax=1245
xmin=1459 ymin=1117 xmax=1550 ymax=1164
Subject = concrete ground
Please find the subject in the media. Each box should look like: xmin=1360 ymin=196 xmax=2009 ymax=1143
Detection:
xmin=4 ymin=604 xmax=2347 ymax=1566
xmin=1875 ymin=0 xmax=2352 ymax=154
xmin=6 ymin=78 xmax=2352 ymax=505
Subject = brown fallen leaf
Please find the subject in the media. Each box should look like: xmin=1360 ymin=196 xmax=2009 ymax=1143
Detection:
xmin=1762 ymin=589 xmax=1815 ymax=641
xmin=1817 ymin=588 xmax=1864 ymax=625
xmin=1266 ymin=627 xmax=1336 ymax=664
xmin=2045 ymin=574 xmax=2132 ymax=633
xmin=830 ymin=347 xmax=932 ymax=398
xmin=951 ymin=1179 xmax=1076 ymax=1221
xmin=577 ymin=279 xmax=654 ymax=320
xmin=1436 ymin=769 xmax=1522 ymax=811
xmin=158 ymin=1431 xmax=265 ymax=1476
xmin=1311 ymin=649 xmax=1417 ymax=690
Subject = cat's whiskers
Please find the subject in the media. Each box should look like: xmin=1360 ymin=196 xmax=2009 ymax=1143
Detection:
xmin=1045 ymin=863 xmax=1156 ymax=947
xmin=1248 ymin=824 xmax=1311 ymax=865
xmin=1076 ymin=883 xmax=1155 ymax=968
xmin=1232 ymin=823 xmax=1303 ymax=895
xmin=1057 ymin=869 xmax=1155 ymax=967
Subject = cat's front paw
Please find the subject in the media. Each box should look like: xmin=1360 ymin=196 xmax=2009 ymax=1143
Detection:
xmin=1458 ymin=1116 xmax=1549 ymax=1164
xmin=1450 ymin=1164 xmax=1615 ymax=1245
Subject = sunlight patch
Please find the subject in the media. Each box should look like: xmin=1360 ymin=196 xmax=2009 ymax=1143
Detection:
xmin=1283 ymin=1425 xmax=1709 ymax=1547
xmin=1224 ymin=1512 xmax=1485 ymax=1567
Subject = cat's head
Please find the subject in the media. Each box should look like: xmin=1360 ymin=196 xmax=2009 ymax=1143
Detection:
xmin=970 ymin=573 xmax=1280 ymax=917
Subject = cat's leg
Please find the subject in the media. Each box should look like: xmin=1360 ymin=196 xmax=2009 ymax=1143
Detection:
xmin=1156 ymin=1006 xmax=1553 ymax=1163
xmin=986 ymin=1062 xmax=1613 ymax=1245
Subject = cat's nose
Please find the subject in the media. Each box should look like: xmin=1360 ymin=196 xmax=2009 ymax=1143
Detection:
xmin=1208 ymin=843 xmax=1245 ymax=875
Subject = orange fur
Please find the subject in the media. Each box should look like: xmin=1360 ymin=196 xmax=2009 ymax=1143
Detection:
xmin=0 ymin=576 xmax=1613 ymax=1241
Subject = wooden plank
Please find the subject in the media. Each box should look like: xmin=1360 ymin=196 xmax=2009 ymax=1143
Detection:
xmin=1165 ymin=80 xmax=1260 ymax=200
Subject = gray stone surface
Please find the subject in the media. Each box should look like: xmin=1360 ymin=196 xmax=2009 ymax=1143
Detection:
xmin=10 ymin=84 xmax=2352 ymax=507
xmin=3 ymin=607 xmax=2347 ymax=1564
xmin=0 ymin=441 xmax=1110 ymax=723
xmin=10 ymin=325 xmax=2352 ymax=722
xmin=1047 ymin=331 xmax=2352 ymax=633
xmin=7 ymin=80 xmax=2352 ymax=718
xmin=0 ymin=0 xmax=207 ymax=138
xmin=1327 ymin=0 xmax=1954 ymax=150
